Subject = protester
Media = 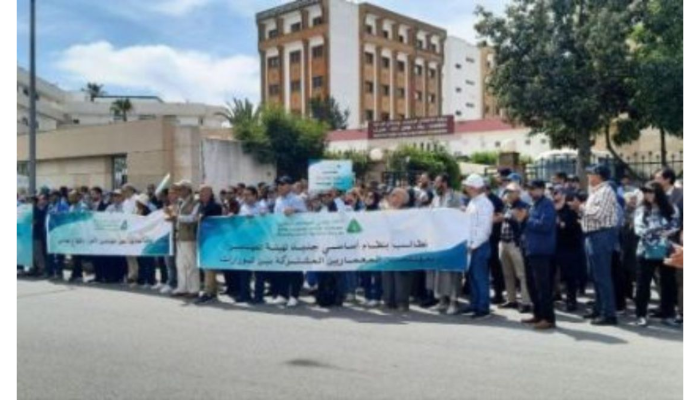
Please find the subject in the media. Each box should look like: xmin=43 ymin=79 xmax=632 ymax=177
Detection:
xmin=159 ymin=185 xmax=180 ymax=295
xmin=168 ymin=180 xmax=200 ymax=299
xmin=135 ymin=194 xmax=157 ymax=289
xmin=31 ymin=194 xmax=48 ymax=278
xmin=580 ymin=165 xmax=620 ymax=326
xmin=462 ymin=174 xmax=495 ymax=319
xmin=486 ymin=180 xmax=506 ymax=306
xmin=271 ymin=176 xmax=307 ymax=307
xmin=494 ymin=168 xmax=512 ymax=198
xmin=194 ymin=185 xmax=223 ymax=305
xmin=381 ymin=188 xmax=413 ymax=312
xmin=633 ymin=181 xmax=680 ymax=327
xmin=426 ymin=174 xmax=463 ymax=315
xmin=238 ymin=186 xmax=267 ymax=303
xmin=46 ymin=190 xmax=69 ymax=280
xmin=67 ymin=190 xmax=88 ymax=283
xmin=498 ymin=183 xmax=531 ymax=313
xmin=553 ymin=186 xmax=585 ymax=312
xmin=104 ymin=189 xmax=128 ymax=283
xmin=518 ymin=180 xmax=557 ymax=330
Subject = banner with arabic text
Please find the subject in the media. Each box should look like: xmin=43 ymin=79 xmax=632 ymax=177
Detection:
xmin=17 ymin=204 xmax=33 ymax=265
xmin=198 ymin=209 xmax=471 ymax=271
xmin=47 ymin=211 xmax=173 ymax=256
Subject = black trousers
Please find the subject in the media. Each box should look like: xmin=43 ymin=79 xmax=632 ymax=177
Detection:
xmin=223 ymin=271 xmax=240 ymax=296
xmin=636 ymin=258 xmax=661 ymax=318
xmin=555 ymin=247 xmax=585 ymax=306
xmin=611 ymin=250 xmax=630 ymax=311
xmin=526 ymin=255 xmax=556 ymax=323
xmin=273 ymin=272 xmax=304 ymax=299
xmin=316 ymin=272 xmax=344 ymax=307
xmin=489 ymin=238 xmax=505 ymax=300
xmin=70 ymin=256 xmax=84 ymax=279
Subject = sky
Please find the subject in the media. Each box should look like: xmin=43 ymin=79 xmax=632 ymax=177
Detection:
xmin=16 ymin=0 xmax=508 ymax=106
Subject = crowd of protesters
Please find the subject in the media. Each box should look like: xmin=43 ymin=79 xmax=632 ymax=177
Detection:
xmin=17 ymin=164 xmax=683 ymax=331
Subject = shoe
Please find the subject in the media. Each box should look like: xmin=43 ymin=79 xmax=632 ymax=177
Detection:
xmin=662 ymin=318 xmax=679 ymax=327
xmin=434 ymin=300 xmax=449 ymax=313
xmin=287 ymin=297 xmax=299 ymax=307
xmin=68 ymin=276 xmax=83 ymax=283
xmin=344 ymin=294 xmax=356 ymax=303
xmin=366 ymin=300 xmax=379 ymax=308
xmin=151 ymin=283 xmax=163 ymax=290
xmin=498 ymin=301 xmax=519 ymax=309
xmin=491 ymin=295 xmax=505 ymax=304
xmin=533 ymin=320 xmax=555 ymax=330
xmin=471 ymin=312 xmax=491 ymax=320
xmin=446 ymin=304 xmax=460 ymax=315
xmin=518 ymin=304 xmax=533 ymax=314
xmin=420 ymin=298 xmax=439 ymax=308
xmin=460 ymin=307 xmax=477 ymax=315
xmin=634 ymin=317 xmax=648 ymax=327
xmin=271 ymin=296 xmax=287 ymax=305
xmin=591 ymin=317 xmax=618 ymax=326
xmin=583 ymin=311 xmax=600 ymax=319
xmin=160 ymin=286 xmax=173 ymax=295
xmin=565 ymin=303 xmax=578 ymax=312
xmin=521 ymin=317 xmax=540 ymax=324
xmin=397 ymin=304 xmax=410 ymax=313
xmin=194 ymin=294 xmax=216 ymax=305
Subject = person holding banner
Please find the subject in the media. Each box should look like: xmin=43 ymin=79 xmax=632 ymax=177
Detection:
xmin=135 ymin=194 xmax=157 ymax=289
xmin=88 ymin=187 xmax=110 ymax=283
xmin=32 ymin=195 xmax=49 ymax=278
xmin=194 ymin=185 xmax=223 ymax=305
xmin=462 ymin=174 xmax=495 ymax=320
xmin=104 ymin=189 xmax=128 ymax=283
xmin=238 ymin=186 xmax=268 ymax=304
xmin=67 ymin=190 xmax=89 ymax=283
xmin=381 ymin=188 xmax=413 ymax=312
xmin=159 ymin=185 xmax=180 ymax=295
xmin=168 ymin=180 xmax=201 ymax=299
xmin=271 ymin=176 xmax=307 ymax=308
xmin=46 ymin=190 xmax=69 ymax=280
xmin=426 ymin=174 xmax=463 ymax=315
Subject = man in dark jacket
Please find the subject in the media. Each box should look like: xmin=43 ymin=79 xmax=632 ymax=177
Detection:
xmin=554 ymin=187 xmax=585 ymax=311
xmin=519 ymin=180 xmax=558 ymax=330
xmin=194 ymin=185 xmax=223 ymax=305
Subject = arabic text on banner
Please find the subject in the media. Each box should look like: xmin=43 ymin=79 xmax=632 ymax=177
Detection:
xmin=198 ymin=208 xmax=471 ymax=271
xmin=308 ymin=160 xmax=354 ymax=192
xmin=17 ymin=204 xmax=33 ymax=265
xmin=47 ymin=211 xmax=173 ymax=257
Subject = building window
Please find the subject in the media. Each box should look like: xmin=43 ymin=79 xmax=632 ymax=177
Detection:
xmin=313 ymin=16 xmax=323 ymax=26
xmin=465 ymin=79 xmax=475 ymax=86
xmin=267 ymin=56 xmax=280 ymax=68
xmin=365 ymin=52 xmax=374 ymax=65
xmin=268 ymin=29 xmax=279 ymax=39
xmin=291 ymin=22 xmax=302 ymax=32
xmin=466 ymin=57 xmax=475 ymax=63
xmin=397 ymin=87 xmax=405 ymax=97
xmin=383 ymin=30 xmax=390 ymax=39
xmin=382 ymin=85 xmax=390 ymax=96
xmin=466 ymin=102 xmax=474 ymax=108
xmin=365 ymin=110 xmax=374 ymax=121
xmin=430 ymin=44 xmax=437 ymax=52
xmin=312 ymin=45 xmax=324 ymax=58
xmin=291 ymin=80 xmax=302 ymax=92
xmin=429 ymin=68 xmax=437 ymax=79
xmin=397 ymin=60 xmax=405 ymax=72
xmin=290 ymin=51 xmax=301 ymax=64
xmin=312 ymin=76 xmax=324 ymax=89
xmin=269 ymin=84 xmax=280 ymax=96
xmin=428 ymin=94 xmax=436 ymax=104
xmin=365 ymin=81 xmax=374 ymax=93
xmin=455 ymin=63 xmax=462 ymax=69
xmin=365 ymin=25 xmax=373 ymax=34
xmin=415 ymin=65 xmax=423 ymax=76
xmin=415 ymin=91 xmax=423 ymax=101
xmin=381 ymin=112 xmax=390 ymax=121
xmin=456 ymin=87 xmax=462 ymax=93
xmin=399 ymin=34 xmax=405 ymax=43
xmin=382 ymin=57 xmax=390 ymax=69
xmin=456 ymin=110 xmax=462 ymax=116
xmin=417 ymin=40 xmax=424 ymax=49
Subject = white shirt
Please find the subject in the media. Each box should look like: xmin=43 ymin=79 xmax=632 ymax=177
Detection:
xmin=274 ymin=193 xmax=307 ymax=214
xmin=465 ymin=193 xmax=494 ymax=250
xmin=122 ymin=194 xmax=138 ymax=214
xmin=239 ymin=201 xmax=267 ymax=217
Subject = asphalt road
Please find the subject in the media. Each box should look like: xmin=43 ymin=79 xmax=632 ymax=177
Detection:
xmin=18 ymin=278 xmax=682 ymax=400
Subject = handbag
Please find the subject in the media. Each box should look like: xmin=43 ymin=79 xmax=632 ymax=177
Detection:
xmin=644 ymin=240 xmax=670 ymax=260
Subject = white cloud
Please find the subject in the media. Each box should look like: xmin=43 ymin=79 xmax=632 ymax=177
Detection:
xmin=55 ymin=41 xmax=260 ymax=105
xmin=147 ymin=0 xmax=213 ymax=16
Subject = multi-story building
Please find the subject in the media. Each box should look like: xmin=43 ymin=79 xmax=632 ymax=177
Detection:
xmin=17 ymin=66 xmax=226 ymax=135
xmin=442 ymin=36 xmax=482 ymax=121
xmin=480 ymin=47 xmax=500 ymax=119
xmin=256 ymin=0 xmax=447 ymax=128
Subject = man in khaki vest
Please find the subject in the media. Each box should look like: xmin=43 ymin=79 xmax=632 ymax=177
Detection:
xmin=167 ymin=180 xmax=200 ymax=298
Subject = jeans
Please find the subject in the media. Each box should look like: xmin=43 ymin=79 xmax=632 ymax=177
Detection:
xmin=253 ymin=272 xmax=269 ymax=302
xmin=47 ymin=254 xmax=65 ymax=278
xmin=164 ymin=256 xmax=177 ymax=288
xmin=237 ymin=271 xmax=253 ymax=301
xmin=489 ymin=237 xmax=505 ymax=300
xmin=137 ymin=257 xmax=156 ymax=286
xmin=555 ymin=247 xmax=585 ymax=306
xmin=468 ymin=242 xmax=492 ymax=314
xmin=526 ymin=255 xmax=556 ymax=323
xmin=342 ymin=272 xmax=358 ymax=296
xmin=361 ymin=271 xmax=383 ymax=301
xmin=585 ymin=228 xmax=618 ymax=319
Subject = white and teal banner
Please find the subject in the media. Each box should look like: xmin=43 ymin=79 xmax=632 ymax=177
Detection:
xmin=198 ymin=209 xmax=471 ymax=271
xmin=48 ymin=211 xmax=173 ymax=256
xmin=17 ymin=204 xmax=33 ymax=266
xmin=308 ymin=160 xmax=354 ymax=192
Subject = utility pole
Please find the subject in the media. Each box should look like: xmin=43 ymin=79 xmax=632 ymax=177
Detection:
xmin=28 ymin=0 xmax=37 ymax=195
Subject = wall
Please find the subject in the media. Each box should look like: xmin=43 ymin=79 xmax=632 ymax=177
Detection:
xmin=329 ymin=0 xmax=360 ymax=128
xmin=200 ymin=139 xmax=277 ymax=193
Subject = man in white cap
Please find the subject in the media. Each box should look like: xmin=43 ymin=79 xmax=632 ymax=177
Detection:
xmin=461 ymin=174 xmax=495 ymax=319
xmin=167 ymin=180 xmax=201 ymax=298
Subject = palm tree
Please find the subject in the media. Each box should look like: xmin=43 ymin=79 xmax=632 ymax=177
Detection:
xmin=110 ymin=98 xmax=133 ymax=122
xmin=83 ymin=82 xmax=106 ymax=102
xmin=216 ymin=98 xmax=260 ymax=126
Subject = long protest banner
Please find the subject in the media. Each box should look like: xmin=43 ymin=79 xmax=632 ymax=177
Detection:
xmin=17 ymin=204 xmax=33 ymax=266
xmin=198 ymin=209 xmax=471 ymax=271
xmin=47 ymin=211 xmax=173 ymax=256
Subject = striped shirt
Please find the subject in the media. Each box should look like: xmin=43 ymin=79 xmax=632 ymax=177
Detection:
xmin=582 ymin=182 xmax=618 ymax=233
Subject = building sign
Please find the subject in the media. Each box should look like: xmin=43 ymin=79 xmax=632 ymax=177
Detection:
xmin=368 ymin=116 xmax=455 ymax=139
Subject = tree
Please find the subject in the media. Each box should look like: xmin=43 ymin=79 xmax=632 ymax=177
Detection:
xmin=308 ymin=96 xmax=349 ymax=130
xmin=628 ymin=0 xmax=683 ymax=166
xmin=83 ymin=82 xmax=105 ymax=102
xmin=468 ymin=151 xmax=499 ymax=166
xmin=234 ymin=105 xmax=328 ymax=180
xmin=110 ymin=98 xmax=133 ymax=122
xmin=388 ymin=145 xmax=461 ymax=188
xmin=217 ymin=98 xmax=260 ymax=127
xmin=476 ymin=0 xmax=639 ymax=182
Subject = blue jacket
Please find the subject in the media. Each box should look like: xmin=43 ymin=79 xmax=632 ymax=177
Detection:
xmin=523 ymin=196 xmax=557 ymax=257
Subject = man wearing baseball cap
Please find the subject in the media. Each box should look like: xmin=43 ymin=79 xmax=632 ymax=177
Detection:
xmin=461 ymin=174 xmax=495 ymax=319
xmin=579 ymin=164 xmax=620 ymax=326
